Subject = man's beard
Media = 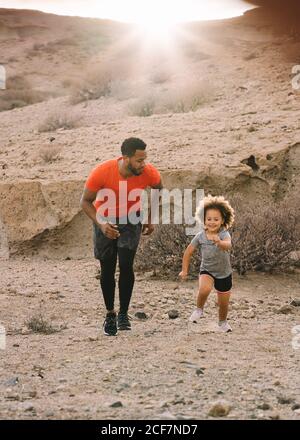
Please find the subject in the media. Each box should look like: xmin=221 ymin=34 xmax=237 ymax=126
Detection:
xmin=128 ymin=163 xmax=141 ymax=176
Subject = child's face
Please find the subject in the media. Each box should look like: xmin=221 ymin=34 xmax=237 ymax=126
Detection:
xmin=205 ymin=209 xmax=223 ymax=233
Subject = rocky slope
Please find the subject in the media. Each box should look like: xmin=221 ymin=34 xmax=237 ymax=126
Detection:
xmin=0 ymin=7 xmax=299 ymax=259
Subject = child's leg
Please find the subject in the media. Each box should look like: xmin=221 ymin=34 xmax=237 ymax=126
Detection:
xmin=217 ymin=291 xmax=231 ymax=322
xmin=197 ymin=274 xmax=214 ymax=309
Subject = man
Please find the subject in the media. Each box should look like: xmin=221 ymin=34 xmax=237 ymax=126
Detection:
xmin=80 ymin=138 xmax=163 ymax=336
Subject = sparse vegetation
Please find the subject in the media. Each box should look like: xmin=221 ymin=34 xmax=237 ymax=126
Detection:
xmin=129 ymin=95 xmax=156 ymax=117
xmin=162 ymin=81 xmax=213 ymax=113
xmin=25 ymin=312 xmax=66 ymax=334
xmin=136 ymin=224 xmax=200 ymax=277
xmin=128 ymin=80 xmax=214 ymax=117
xmin=39 ymin=145 xmax=62 ymax=163
xmin=38 ymin=112 xmax=80 ymax=133
xmin=0 ymin=75 xmax=45 ymax=112
xmin=136 ymin=196 xmax=300 ymax=277
xmin=70 ymin=60 xmax=130 ymax=104
xmin=231 ymin=195 xmax=300 ymax=275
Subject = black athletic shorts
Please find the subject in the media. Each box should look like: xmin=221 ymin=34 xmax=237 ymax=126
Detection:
xmin=93 ymin=220 xmax=142 ymax=261
xmin=200 ymin=270 xmax=232 ymax=293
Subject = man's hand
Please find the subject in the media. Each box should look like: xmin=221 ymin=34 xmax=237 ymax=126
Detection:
xmin=99 ymin=223 xmax=120 ymax=239
xmin=142 ymin=223 xmax=154 ymax=235
xmin=179 ymin=271 xmax=188 ymax=281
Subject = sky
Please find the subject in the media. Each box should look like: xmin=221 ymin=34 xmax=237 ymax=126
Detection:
xmin=0 ymin=0 xmax=253 ymax=23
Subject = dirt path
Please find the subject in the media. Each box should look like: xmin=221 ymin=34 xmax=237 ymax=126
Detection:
xmin=0 ymin=259 xmax=299 ymax=420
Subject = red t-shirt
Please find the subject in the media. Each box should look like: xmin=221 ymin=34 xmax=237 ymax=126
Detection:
xmin=85 ymin=157 xmax=161 ymax=218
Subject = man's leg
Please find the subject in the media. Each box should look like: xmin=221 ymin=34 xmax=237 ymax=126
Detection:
xmin=117 ymin=247 xmax=137 ymax=330
xmin=99 ymin=247 xmax=119 ymax=336
xmin=99 ymin=247 xmax=118 ymax=313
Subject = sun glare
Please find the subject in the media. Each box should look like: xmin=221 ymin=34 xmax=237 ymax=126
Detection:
xmin=101 ymin=0 xmax=245 ymax=44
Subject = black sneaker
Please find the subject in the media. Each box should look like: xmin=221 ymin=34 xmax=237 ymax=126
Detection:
xmin=117 ymin=312 xmax=131 ymax=331
xmin=103 ymin=313 xmax=117 ymax=336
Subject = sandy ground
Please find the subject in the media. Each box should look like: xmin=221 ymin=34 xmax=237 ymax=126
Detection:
xmin=0 ymin=258 xmax=299 ymax=420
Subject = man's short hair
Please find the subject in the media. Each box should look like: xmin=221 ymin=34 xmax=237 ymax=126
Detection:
xmin=121 ymin=138 xmax=147 ymax=157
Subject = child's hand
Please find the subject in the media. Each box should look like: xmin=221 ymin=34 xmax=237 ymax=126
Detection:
xmin=179 ymin=271 xmax=188 ymax=281
xmin=211 ymin=234 xmax=221 ymax=244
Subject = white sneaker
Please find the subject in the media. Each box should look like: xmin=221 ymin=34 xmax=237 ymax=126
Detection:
xmin=189 ymin=308 xmax=204 ymax=323
xmin=218 ymin=321 xmax=232 ymax=332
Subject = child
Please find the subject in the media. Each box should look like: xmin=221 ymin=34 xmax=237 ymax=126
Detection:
xmin=179 ymin=195 xmax=235 ymax=332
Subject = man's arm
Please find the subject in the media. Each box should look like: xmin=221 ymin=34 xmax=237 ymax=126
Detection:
xmin=142 ymin=179 xmax=163 ymax=235
xmin=80 ymin=188 xmax=119 ymax=239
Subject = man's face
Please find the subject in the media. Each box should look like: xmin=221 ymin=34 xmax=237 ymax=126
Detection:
xmin=125 ymin=150 xmax=147 ymax=176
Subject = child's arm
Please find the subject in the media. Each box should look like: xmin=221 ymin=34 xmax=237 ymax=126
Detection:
xmin=179 ymin=244 xmax=196 ymax=280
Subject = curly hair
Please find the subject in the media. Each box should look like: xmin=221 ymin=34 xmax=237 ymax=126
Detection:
xmin=195 ymin=195 xmax=235 ymax=230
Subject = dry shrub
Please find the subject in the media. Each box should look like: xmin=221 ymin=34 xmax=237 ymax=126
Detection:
xmin=161 ymin=80 xmax=213 ymax=113
xmin=129 ymin=80 xmax=214 ymax=117
xmin=38 ymin=112 xmax=80 ymax=133
xmin=136 ymin=196 xmax=300 ymax=277
xmin=0 ymin=75 xmax=45 ymax=112
xmin=136 ymin=224 xmax=200 ymax=278
xmin=128 ymin=95 xmax=156 ymax=117
xmin=39 ymin=145 xmax=62 ymax=163
xmin=25 ymin=313 xmax=65 ymax=335
xmin=231 ymin=195 xmax=300 ymax=275
xmin=70 ymin=59 xmax=130 ymax=104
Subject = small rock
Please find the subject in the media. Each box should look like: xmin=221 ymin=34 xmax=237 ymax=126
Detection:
xmin=88 ymin=336 xmax=98 ymax=342
xmin=168 ymin=310 xmax=179 ymax=319
xmin=45 ymin=411 xmax=55 ymax=417
xmin=26 ymin=390 xmax=37 ymax=399
xmin=292 ymin=404 xmax=300 ymax=410
xmin=6 ymin=393 xmax=20 ymax=401
xmin=269 ymin=412 xmax=280 ymax=420
xmin=4 ymin=377 xmax=19 ymax=387
xmin=277 ymin=396 xmax=294 ymax=404
xmin=290 ymin=298 xmax=300 ymax=307
xmin=208 ymin=400 xmax=231 ymax=417
xmin=257 ymin=403 xmax=272 ymax=411
xmin=22 ymin=403 xmax=35 ymax=412
xmin=196 ymin=369 xmax=204 ymax=376
xmin=159 ymin=410 xmax=177 ymax=420
xmin=110 ymin=401 xmax=123 ymax=408
xmin=134 ymin=311 xmax=148 ymax=320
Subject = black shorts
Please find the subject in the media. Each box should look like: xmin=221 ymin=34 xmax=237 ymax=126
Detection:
xmin=200 ymin=271 xmax=232 ymax=293
xmin=93 ymin=221 xmax=142 ymax=261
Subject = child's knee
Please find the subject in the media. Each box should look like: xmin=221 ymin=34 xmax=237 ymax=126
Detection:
xmin=199 ymin=288 xmax=211 ymax=297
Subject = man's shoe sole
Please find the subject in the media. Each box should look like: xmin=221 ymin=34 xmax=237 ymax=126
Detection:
xmin=118 ymin=326 xmax=131 ymax=331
